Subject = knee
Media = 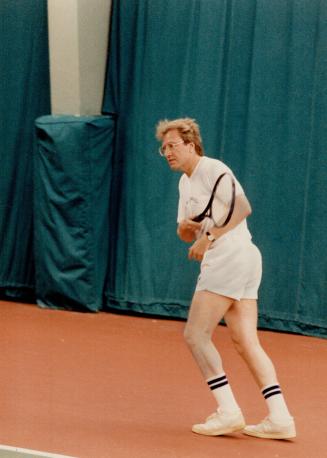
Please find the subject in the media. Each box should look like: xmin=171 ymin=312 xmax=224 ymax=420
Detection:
xmin=183 ymin=324 xmax=197 ymax=347
xmin=183 ymin=324 xmax=210 ymax=349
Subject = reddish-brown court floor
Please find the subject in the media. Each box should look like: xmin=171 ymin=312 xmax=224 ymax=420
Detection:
xmin=0 ymin=300 xmax=326 ymax=458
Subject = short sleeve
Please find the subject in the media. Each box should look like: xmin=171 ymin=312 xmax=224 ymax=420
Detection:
xmin=206 ymin=159 xmax=245 ymax=198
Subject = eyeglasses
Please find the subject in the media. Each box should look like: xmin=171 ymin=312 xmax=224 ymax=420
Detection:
xmin=159 ymin=140 xmax=184 ymax=156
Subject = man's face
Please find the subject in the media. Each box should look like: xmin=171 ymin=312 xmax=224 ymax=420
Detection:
xmin=161 ymin=129 xmax=192 ymax=171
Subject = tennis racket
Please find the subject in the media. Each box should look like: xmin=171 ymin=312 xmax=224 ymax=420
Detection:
xmin=192 ymin=172 xmax=236 ymax=227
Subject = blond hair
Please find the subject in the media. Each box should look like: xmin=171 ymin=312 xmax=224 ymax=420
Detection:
xmin=155 ymin=118 xmax=204 ymax=156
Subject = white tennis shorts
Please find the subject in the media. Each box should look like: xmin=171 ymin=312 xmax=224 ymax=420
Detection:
xmin=195 ymin=236 xmax=262 ymax=301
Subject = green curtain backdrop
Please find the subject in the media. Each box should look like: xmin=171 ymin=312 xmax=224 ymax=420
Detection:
xmin=103 ymin=0 xmax=327 ymax=337
xmin=0 ymin=0 xmax=50 ymax=300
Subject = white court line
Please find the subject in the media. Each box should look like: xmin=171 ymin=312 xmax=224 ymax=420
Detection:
xmin=0 ymin=444 xmax=77 ymax=458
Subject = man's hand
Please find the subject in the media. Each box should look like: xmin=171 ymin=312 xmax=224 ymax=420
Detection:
xmin=188 ymin=234 xmax=211 ymax=261
xmin=177 ymin=219 xmax=202 ymax=242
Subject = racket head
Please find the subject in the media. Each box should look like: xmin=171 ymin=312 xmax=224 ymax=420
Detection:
xmin=210 ymin=173 xmax=235 ymax=227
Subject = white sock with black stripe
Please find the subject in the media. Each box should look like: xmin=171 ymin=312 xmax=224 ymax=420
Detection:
xmin=262 ymin=384 xmax=293 ymax=423
xmin=206 ymin=373 xmax=240 ymax=414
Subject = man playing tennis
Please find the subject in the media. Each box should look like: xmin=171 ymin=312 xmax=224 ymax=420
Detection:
xmin=156 ymin=118 xmax=296 ymax=439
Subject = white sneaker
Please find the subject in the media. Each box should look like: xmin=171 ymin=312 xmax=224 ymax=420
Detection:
xmin=192 ymin=409 xmax=246 ymax=436
xmin=243 ymin=417 xmax=296 ymax=440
